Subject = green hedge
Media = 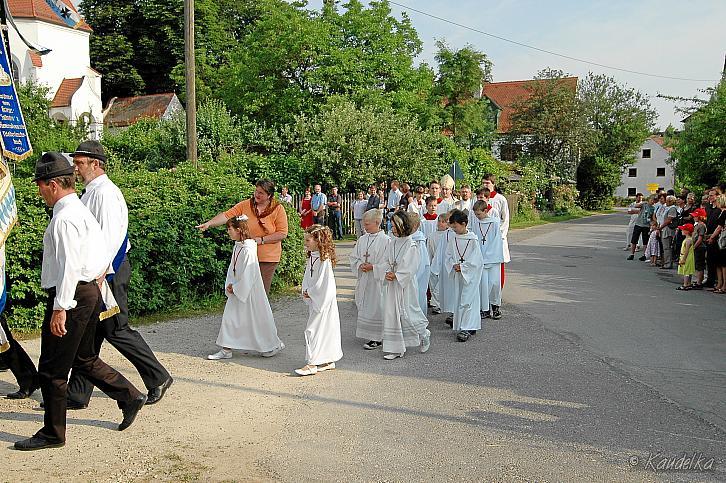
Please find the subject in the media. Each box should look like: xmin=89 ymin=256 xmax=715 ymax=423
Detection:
xmin=6 ymin=162 xmax=305 ymax=331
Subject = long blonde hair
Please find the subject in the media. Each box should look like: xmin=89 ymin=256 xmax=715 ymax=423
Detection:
xmin=305 ymin=225 xmax=337 ymax=266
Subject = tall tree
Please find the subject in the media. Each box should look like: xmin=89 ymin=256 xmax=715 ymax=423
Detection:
xmin=577 ymin=73 xmax=656 ymax=208
xmin=433 ymin=41 xmax=495 ymax=147
xmin=508 ymin=69 xmax=585 ymax=179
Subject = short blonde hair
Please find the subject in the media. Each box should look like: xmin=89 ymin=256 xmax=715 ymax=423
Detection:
xmin=362 ymin=208 xmax=383 ymax=224
xmin=716 ymin=194 xmax=726 ymax=209
xmin=408 ymin=212 xmax=421 ymax=230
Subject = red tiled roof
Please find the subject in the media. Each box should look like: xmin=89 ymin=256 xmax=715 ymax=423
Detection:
xmin=482 ymin=77 xmax=578 ymax=133
xmin=51 ymin=77 xmax=83 ymax=107
xmin=28 ymin=51 xmax=43 ymax=67
xmin=104 ymin=93 xmax=178 ymax=128
xmin=650 ymin=134 xmax=674 ymax=153
xmin=8 ymin=0 xmax=93 ymax=32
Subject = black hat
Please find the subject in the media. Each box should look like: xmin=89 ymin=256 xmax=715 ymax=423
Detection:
xmin=70 ymin=140 xmax=107 ymax=163
xmin=33 ymin=152 xmax=75 ymax=182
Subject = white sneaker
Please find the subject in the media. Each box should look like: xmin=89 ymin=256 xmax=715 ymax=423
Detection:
xmin=261 ymin=342 xmax=285 ymax=358
xmin=420 ymin=330 xmax=431 ymax=353
xmin=383 ymin=353 xmax=404 ymax=360
xmin=208 ymin=349 xmax=232 ymax=360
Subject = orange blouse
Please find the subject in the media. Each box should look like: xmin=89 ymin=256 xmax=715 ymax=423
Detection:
xmin=224 ymin=199 xmax=289 ymax=263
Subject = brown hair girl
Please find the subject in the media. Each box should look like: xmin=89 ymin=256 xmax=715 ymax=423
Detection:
xmin=305 ymin=225 xmax=337 ymax=267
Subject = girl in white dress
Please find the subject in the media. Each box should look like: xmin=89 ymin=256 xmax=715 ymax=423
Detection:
xmin=208 ymin=215 xmax=284 ymax=360
xmin=295 ymin=225 xmax=343 ymax=376
xmin=374 ymin=211 xmax=431 ymax=360
xmin=350 ymin=209 xmax=390 ymax=350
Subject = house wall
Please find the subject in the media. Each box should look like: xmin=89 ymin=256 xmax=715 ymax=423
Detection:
xmin=615 ymin=138 xmax=675 ymax=198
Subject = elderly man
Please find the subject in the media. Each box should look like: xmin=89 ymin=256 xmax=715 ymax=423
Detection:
xmin=15 ymin=153 xmax=145 ymax=451
xmin=67 ymin=141 xmax=172 ymax=409
xmin=311 ymin=184 xmax=327 ymax=226
xmin=658 ymin=195 xmax=679 ymax=269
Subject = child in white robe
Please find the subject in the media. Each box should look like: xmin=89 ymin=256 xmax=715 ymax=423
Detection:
xmin=431 ymin=212 xmax=457 ymax=325
xmin=409 ymin=213 xmax=430 ymax=314
xmin=374 ymin=211 xmax=431 ymax=360
xmin=209 ymin=215 xmax=284 ymax=360
xmin=295 ymin=225 xmax=343 ymax=376
xmin=446 ymin=209 xmax=484 ymax=342
xmin=421 ymin=196 xmax=438 ymax=239
xmin=350 ymin=209 xmax=389 ymax=350
xmin=471 ymin=200 xmax=504 ymax=320
xmin=427 ymin=214 xmax=448 ymax=315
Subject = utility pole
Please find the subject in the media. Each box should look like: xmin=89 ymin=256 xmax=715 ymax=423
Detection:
xmin=184 ymin=0 xmax=197 ymax=167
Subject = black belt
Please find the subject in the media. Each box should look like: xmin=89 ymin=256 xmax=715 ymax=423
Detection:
xmin=46 ymin=280 xmax=97 ymax=294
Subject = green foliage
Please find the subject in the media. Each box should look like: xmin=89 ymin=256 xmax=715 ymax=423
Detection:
xmin=551 ymin=185 xmax=579 ymax=214
xmin=576 ymin=156 xmax=620 ymax=210
xmin=5 ymin=162 xmax=305 ymax=332
xmin=103 ymin=117 xmax=186 ymax=171
xmin=673 ymin=79 xmax=726 ymax=188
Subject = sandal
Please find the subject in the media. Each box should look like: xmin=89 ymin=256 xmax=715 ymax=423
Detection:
xmin=676 ymin=286 xmax=692 ymax=291
xmin=294 ymin=364 xmax=318 ymax=376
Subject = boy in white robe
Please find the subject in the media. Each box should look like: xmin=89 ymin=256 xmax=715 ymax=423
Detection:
xmin=427 ymin=214 xmax=448 ymax=315
xmin=374 ymin=211 xmax=431 ymax=360
xmin=409 ymin=214 xmax=430 ymax=314
xmin=421 ymin=197 xmax=438 ymax=239
xmin=445 ymin=209 xmax=484 ymax=342
xmin=471 ymin=201 xmax=505 ymax=320
xmin=350 ymin=209 xmax=389 ymax=350
xmin=209 ymin=216 xmax=283 ymax=359
xmin=296 ymin=225 xmax=343 ymax=376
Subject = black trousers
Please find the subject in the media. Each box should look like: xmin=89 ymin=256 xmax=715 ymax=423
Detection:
xmin=0 ymin=315 xmax=38 ymax=393
xmin=631 ymin=225 xmax=649 ymax=247
xmin=67 ymin=257 xmax=169 ymax=405
xmin=705 ymin=240 xmax=719 ymax=285
xmin=36 ymin=283 xmax=141 ymax=443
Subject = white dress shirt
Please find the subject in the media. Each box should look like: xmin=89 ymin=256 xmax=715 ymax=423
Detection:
xmin=81 ymin=174 xmax=130 ymax=274
xmin=41 ymin=194 xmax=108 ymax=310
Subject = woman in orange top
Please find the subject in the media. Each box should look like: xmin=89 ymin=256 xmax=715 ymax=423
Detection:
xmin=197 ymin=179 xmax=289 ymax=294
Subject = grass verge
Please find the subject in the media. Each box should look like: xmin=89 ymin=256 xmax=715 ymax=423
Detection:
xmin=510 ymin=209 xmax=614 ymax=230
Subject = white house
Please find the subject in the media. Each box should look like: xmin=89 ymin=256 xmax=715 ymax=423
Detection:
xmin=615 ymin=135 xmax=675 ymax=198
xmin=6 ymin=0 xmax=103 ymax=139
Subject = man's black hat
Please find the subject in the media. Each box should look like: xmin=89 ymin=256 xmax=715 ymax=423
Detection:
xmin=70 ymin=140 xmax=107 ymax=163
xmin=33 ymin=152 xmax=75 ymax=182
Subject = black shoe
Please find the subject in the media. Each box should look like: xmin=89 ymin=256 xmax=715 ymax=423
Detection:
xmin=6 ymin=383 xmax=39 ymax=400
xmin=456 ymin=330 xmax=470 ymax=342
xmin=638 ymin=256 xmax=647 ymax=261
xmin=627 ymin=255 xmax=634 ymax=260
xmin=481 ymin=310 xmax=491 ymax=319
xmin=492 ymin=306 xmax=502 ymax=320
xmin=431 ymin=308 xmax=441 ymax=315
xmin=14 ymin=436 xmax=64 ymax=451
xmin=363 ymin=341 xmax=382 ymax=350
xmin=146 ymin=377 xmax=173 ymax=405
xmin=445 ymin=315 xmax=453 ymax=328
xmin=468 ymin=330 xmax=477 ymax=335
xmin=119 ymin=395 xmax=147 ymax=431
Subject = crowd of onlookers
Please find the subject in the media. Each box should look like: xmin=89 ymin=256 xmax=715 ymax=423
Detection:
xmin=625 ymin=184 xmax=726 ymax=293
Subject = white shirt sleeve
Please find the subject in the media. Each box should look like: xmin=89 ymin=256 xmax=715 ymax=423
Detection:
xmin=52 ymin=220 xmax=83 ymax=310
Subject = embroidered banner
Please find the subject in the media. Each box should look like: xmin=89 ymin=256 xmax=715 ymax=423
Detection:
xmin=0 ymin=31 xmax=33 ymax=162
xmin=44 ymin=0 xmax=87 ymax=30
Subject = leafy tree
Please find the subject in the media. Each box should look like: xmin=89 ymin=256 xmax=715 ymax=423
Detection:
xmin=577 ymin=73 xmax=656 ymax=209
xmin=433 ymin=41 xmax=495 ymax=147
xmin=507 ymin=69 xmax=586 ymax=180
xmin=672 ymin=78 xmax=726 ymax=188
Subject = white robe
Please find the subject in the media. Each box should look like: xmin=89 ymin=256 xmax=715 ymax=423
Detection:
xmin=489 ymin=193 xmax=511 ymax=263
xmin=430 ymin=229 xmax=455 ymax=313
xmin=302 ymin=252 xmax=343 ymax=365
xmin=411 ymin=230 xmax=430 ymax=313
xmin=350 ymin=230 xmax=390 ymax=341
xmin=472 ymin=216 xmax=504 ymax=309
xmin=446 ymin=231 xmax=484 ymax=331
xmin=436 ymin=197 xmax=457 ymax=216
xmin=374 ymin=236 xmax=429 ymax=354
xmin=426 ymin=229 xmax=445 ymax=311
xmin=421 ymin=218 xmax=437 ymax=239
xmin=217 ymin=239 xmax=282 ymax=352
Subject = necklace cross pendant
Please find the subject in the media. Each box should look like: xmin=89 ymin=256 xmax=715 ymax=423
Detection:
xmin=364 ymin=252 xmax=369 ymax=263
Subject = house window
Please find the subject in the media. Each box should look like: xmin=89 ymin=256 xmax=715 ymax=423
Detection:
xmin=628 ymin=168 xmax=637 ymax=177
xmin=500 ymin=143 xmax=522 ymax=162
xmin=656 ymin=167 xmax=666 ymax=177
xmin=627 ymin=188 xmax=637 ymax=197
xmin=642 ymin=149 xmax=651 ymax=159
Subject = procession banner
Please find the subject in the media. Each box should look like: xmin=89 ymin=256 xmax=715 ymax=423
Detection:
xmin=44 ymin=0 xmax=88 ymax=29
xmin=0 ymin=30 xmax=33 ymax=162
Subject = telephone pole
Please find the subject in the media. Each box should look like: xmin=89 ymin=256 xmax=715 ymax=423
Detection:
xmin=184 ymin=0 xmax=197 ymax=167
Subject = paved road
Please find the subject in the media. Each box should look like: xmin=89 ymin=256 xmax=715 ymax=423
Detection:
xmin=505 ymin=212 xmax=726 ymax=433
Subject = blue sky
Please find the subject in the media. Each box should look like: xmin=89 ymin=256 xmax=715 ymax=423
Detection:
xmin=300 ymin=0 xmax=726 ymax=130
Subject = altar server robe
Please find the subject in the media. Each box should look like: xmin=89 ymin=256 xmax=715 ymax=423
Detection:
xmin=430 ymin=229 xmax=455 ymax=313
xmin=411 ymin=230 xmax=430 ymax=313
xmin=217 ymin=239 xmax=282 ymax=352
xmin=302 ymin=252 xmax=343 ymax=365
xmin=446 ymin=231 xmax=484 ymax=331
xmin=350 ymin=231 xmax=389 ymax=341
xmin=426 ymin=229 xmax=445 ymax=311
xmin=374 ymin=236 xmax=429 ymax=354
xmin=471 ymin=215 xmax=504 ymax=309
xmin=489 ymin=192 xmax=510 ymax=263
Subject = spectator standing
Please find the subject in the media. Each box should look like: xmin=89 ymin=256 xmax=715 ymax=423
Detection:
xmin=704 ymin=189 xmax=720 ymax=288
xmin=658 ymin=195 xmax=678 ymax=269
xmin=706 ymin=194 xmax=726 ymax=293
xmin=625 ymin=193 xmax=643 ymax=251
xmin=299 ymin=187 xmax=314 ymax=229
xmin=327 ymin=187 xmax=343 ymax=240
xmin=628 ymin=195 xmax=656 ymax=261
xmin=386 ymin=181 xmax=402 ymax=233
xmin=352 ymin=191 xmax=369 ymax=238
xmin=365 ymin=185 xmax=380 ymax=212
xmin=311 ymin=184 xmax=327 ymax=226
xmin=280 ymin=186 xmax=293 ymax=204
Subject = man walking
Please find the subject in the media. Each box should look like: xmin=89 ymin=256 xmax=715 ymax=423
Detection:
xmin=15 ymin=152 xmax=146 ymax=451
xmin=67 ymin=141 xmax=172 ymax=409
xmin=311 ymin=184 xmax=327 ymax=226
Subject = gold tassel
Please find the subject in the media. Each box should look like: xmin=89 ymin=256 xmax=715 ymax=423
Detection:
xmin=99 ymin=306 xmax=121 ymax=321
xmin=0 ymin=341 xmax=10 ymax=353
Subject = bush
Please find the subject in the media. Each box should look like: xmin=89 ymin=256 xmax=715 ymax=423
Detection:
xmin=577 ymin=155 xmax=620 ymax=210
xmin=5 ymin=161 xmax=305 ymax=332
xmin=551 ymin=184 xmax=579 ymax=214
